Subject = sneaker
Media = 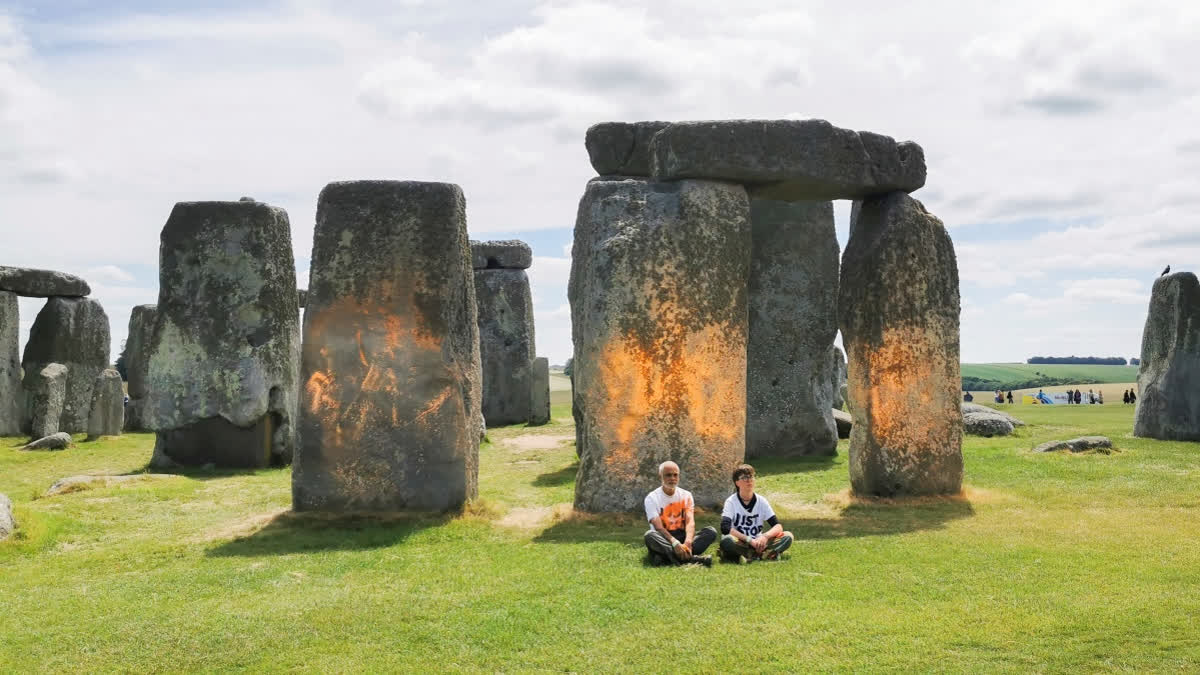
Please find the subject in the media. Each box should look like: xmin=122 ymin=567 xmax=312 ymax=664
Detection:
xmin=763 ymin=550 xmax=780 ymax=561
xmin=693 ymin=554 xmax=713 ymax=567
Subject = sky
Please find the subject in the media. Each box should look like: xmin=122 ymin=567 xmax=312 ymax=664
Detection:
xmin=2 ymin=0 xmax=1198 ymax=367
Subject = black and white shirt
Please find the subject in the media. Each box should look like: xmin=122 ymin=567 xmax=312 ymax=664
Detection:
xmin=720 ymin=493 xmax=779 ymax=537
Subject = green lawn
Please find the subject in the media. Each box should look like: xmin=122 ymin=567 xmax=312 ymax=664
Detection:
xmin=962 ymin=362 xmax=1139 ymax=384
xmin=2 ymin=400 xmax=1198 ymax=671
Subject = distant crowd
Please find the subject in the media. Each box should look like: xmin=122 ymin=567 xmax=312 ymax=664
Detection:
xmin=962 ymin=388 xmax=1138 ymax=405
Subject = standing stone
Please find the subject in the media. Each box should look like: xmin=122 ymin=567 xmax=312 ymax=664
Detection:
xmin=649 ymin=119 xmax=926 ymax=201
xmin=294 ymin=181 xmax=480 ymax=512
xmin=571 ymin=178 xmax=751 ymax=511
xmin=1133 ymin=271 xmax=1200 ymax=440
xmin=0 ymin=265 xmax=90 ymax=297
xmin=473 ymin=240 xmax=535 ymax=426
xmin=26 ymin=363 xmax=68 ymax=439
xmin=21 ymin=297 xmax=110 ymax=433
xmin=839 ymin=192 xmax=962 ymax=497
xmin=122 ymin=304 xmax=157 ymax=431
xmin=746 ymin=198 xmax=839 ymax=459
xmin=145 ymin=200 xmax=300 ymax=468
xmin=529 ymin=356 xmax=550 ymax=426
xmin=0 ymin=291 xmax=19 ymax=435
xmin=0 ymin=493 xmax=13 ymax=541
xmin=86 ymin=368 xmax=124 ymax=440
xmin=831 ymin=345 xmax=847 ymax=410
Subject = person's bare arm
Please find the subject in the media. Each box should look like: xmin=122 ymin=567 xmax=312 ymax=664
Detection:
xmin=650 ymin=515 xmax=690 ymax=560
xmin=683 ymin=508 xmax=696 ymax=550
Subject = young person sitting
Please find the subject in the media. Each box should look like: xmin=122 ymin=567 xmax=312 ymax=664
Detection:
xmin=718 ymin=464 xmax=794 ymax=563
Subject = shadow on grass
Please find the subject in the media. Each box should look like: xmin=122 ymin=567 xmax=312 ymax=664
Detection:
xmin=532 ymin=463 xmax=578 ymax=487
xmin=128 ymin=461 xmax=287 ymax=482
xmin=205 ymin=511 xmax=453 ymax=556
xmin=752 ymin=455 xmax=839 ymax=475
xmin=532 ymin=496 xmax=974 ymax=545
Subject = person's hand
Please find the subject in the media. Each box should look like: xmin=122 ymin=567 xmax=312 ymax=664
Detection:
xmin=673 ymin=540 xmax=692 ymax=561
xmin=752 ymin=536 xmax=767 ymax=554
xmin=684 ymin=536 xmax=694 ymax=550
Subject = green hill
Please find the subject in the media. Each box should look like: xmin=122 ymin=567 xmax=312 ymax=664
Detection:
xmin=961 ymin=363 xmax=1138 ymax=391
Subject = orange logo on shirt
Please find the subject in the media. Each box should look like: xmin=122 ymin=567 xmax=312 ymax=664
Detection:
xmin=659 ymin=500 xmax=690 ymax=531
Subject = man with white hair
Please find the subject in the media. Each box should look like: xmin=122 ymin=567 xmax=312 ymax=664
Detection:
xmin=643 ymin=460 xmax=717 ymax=566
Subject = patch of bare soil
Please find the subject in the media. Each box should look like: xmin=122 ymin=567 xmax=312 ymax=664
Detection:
xmin=501 ymin=434 xmax=574 ymax=452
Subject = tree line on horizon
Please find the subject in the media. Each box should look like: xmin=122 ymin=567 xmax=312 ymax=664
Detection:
xmin=1026 ymin=356 xmax=1135 ymax=365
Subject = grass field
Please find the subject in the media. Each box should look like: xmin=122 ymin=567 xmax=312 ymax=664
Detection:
xmin=2 ymin=392 xmax=1199 ymax=670
xmin=962 ymin=362 xmax=1139 ymax=383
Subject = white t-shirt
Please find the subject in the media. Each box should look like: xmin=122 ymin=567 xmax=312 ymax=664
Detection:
xmin=721 ymin=493 xmax=776 ymax=538
xmin=644 ymin=486 xmax=694 ymax=533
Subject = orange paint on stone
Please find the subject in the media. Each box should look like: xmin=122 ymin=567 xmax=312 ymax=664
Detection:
xmin=303 ymin=277 xmax=448 ymax=451
xmin=861 ymin=325 xmax=958 ymax=454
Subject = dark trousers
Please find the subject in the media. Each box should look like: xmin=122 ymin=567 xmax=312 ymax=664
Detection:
xmin=719 ymin=532 xmax=794 ymax=560
xmin=644 ymin=526 xmax=717 ymax=563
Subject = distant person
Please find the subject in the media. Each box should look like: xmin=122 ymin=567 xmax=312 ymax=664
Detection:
xmin=1065 ymin=390 xmax=1072 ymax=405
xmin=1098 ymin=391 xmax=1104 ymax=404
xmin=643 ymin=461 xmax=716 ymax=567
xmin=1123 ymin=389 xmax=1130 ymax=405
xmin=1074 ymin=389 xmax=1082 ymax=405
xmin=719 ymin=464 xmax=794 ymax=563
xmin=963 ymin=391 xmax=974 ymax=402
xmin=1130 ymin=390 xmax=1137 ymax=405
xmin=1088 ymin=389 xmax=1095 ymax=404
xmin=995 ymin=390 xmax=1003 ymax=404
xmin=1006 ymin=391 xmax=1014 ymax=404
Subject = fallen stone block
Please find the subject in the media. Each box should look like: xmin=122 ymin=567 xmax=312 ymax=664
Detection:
xmin=44 ymin=473 xmax=179 ymax=497
xmin=963 ymin=411 xmax=1014 ymax=437
xmin=1032 ymin=436 xmax=1113 ymax=454
xmin=650 ymin=119 xmax=926 ymax=201
xmin=832 ymin=408 xmax=852 ymax=439
xmin=22 ymin=431 xmax=74 ymax=450
xmin=962 ymin=402 xmax=1025 ymax=426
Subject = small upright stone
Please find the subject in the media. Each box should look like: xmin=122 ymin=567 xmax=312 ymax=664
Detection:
xmin=297 ymin=289 xmax=307 ymax=309
xmin=831 ymin=345 xmax=847 ymax=410
xmin=0 ymin=265 xmax=90 ymax=297
xmin=571 ymin=178 xmax=751 ymax=511
xmin=86 ymin=369 xmax=124 ymax=440
xmin=529 ymin=356 xmax=550 ymax=426
xmin=839 ymin=192 xmax=962 ymax=497
xmin=25 ymin=363 xmax=68 ymax=439
xmin=473 ymin=240 xmax=536 ymax=426
xmin=471 ymin=240 xmax=533 ymax=270
xmin=0 ymin=493 xmax=14 ymax=541
xmin=746 ymin=198 xmax=839 ymax=459
xmin=1134 ymin=271 xmax=1200 ymax=440
xmin=0 ymin=291 xmax=19 ymax=435
xmin=122 ymin=304 xmax=156 ymax=431
xmin=584 ymin=121 xmax=670 ymax=176
xmin=650 ymin=119 xmax=926 ymax=201
xmin=295 ymin=181 xmax=480 ymax=512
xmin=22 ymin=297 xmax=110 ymax=433
xmin=145 ymin=200 xmax=300 ymax=468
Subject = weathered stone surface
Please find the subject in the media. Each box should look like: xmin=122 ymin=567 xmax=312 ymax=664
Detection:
xmin=0 ymin=291 xmax=19 ymax=435
xmin=471 ymin=240 xmax=532 ymax=270
xmin=124 ymin=305 xmax=157 ymax=400
xmin=297 ymin=288 xmax=307 ymax=308
xmin=650 ymin=119 xmax=926 ymax=201
xmin=585 ymin=121 xmax=671 ymax=176
xmin=0 ymin=493 xmax=13 ymax=540
xmin=121 ymin=304 xmax=156 ymax=432
xmin=21 ymin=297 xmax=110 ymax=433
xmin=1032 ymin=436 xmax=1113 ymax=454
xmin=839 ymin=192 xmax=962 ymax=497
xmin=962 ymin=411 xmax=1014 ymax=437
xmin=831 ymin=345 xmax=847 ymax=410
xmin=22 ymin=431 xmax=73 ymax=450
xmin=0 ymin=265 xmax=90 ymax=297
xmin=571 ymin=178 xmax=751 ymax=511
xmin=145 ymin=200 xmax=300 ymax=468
xmin=475 ymin=266 xmax=535 ymax=426
xmin=529 ymin=356 xmax=550 ymax=426
xmin=1134 ymin=272 xmax=1200 ymax=440
xmin=746 ymin=198 xmax=839 ymax=458
xmin=44 ymin=473 xmax=178 ymax=497
xmin=86 ymin=369 xmax=124 ymax=440
xmin=961 ymin=402 xmax=1025 ymax=426
xmin=295 ymin=180 xmax=480 ymax=512
xmin=833 ymin=408 xmax=852 ymax=439
xmin=25 ymin=363 xmax=67 ymax=439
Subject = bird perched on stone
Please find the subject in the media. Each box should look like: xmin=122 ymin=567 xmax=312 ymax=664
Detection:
xmin=1161 ymin=265 xmax=1171 ymax=276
